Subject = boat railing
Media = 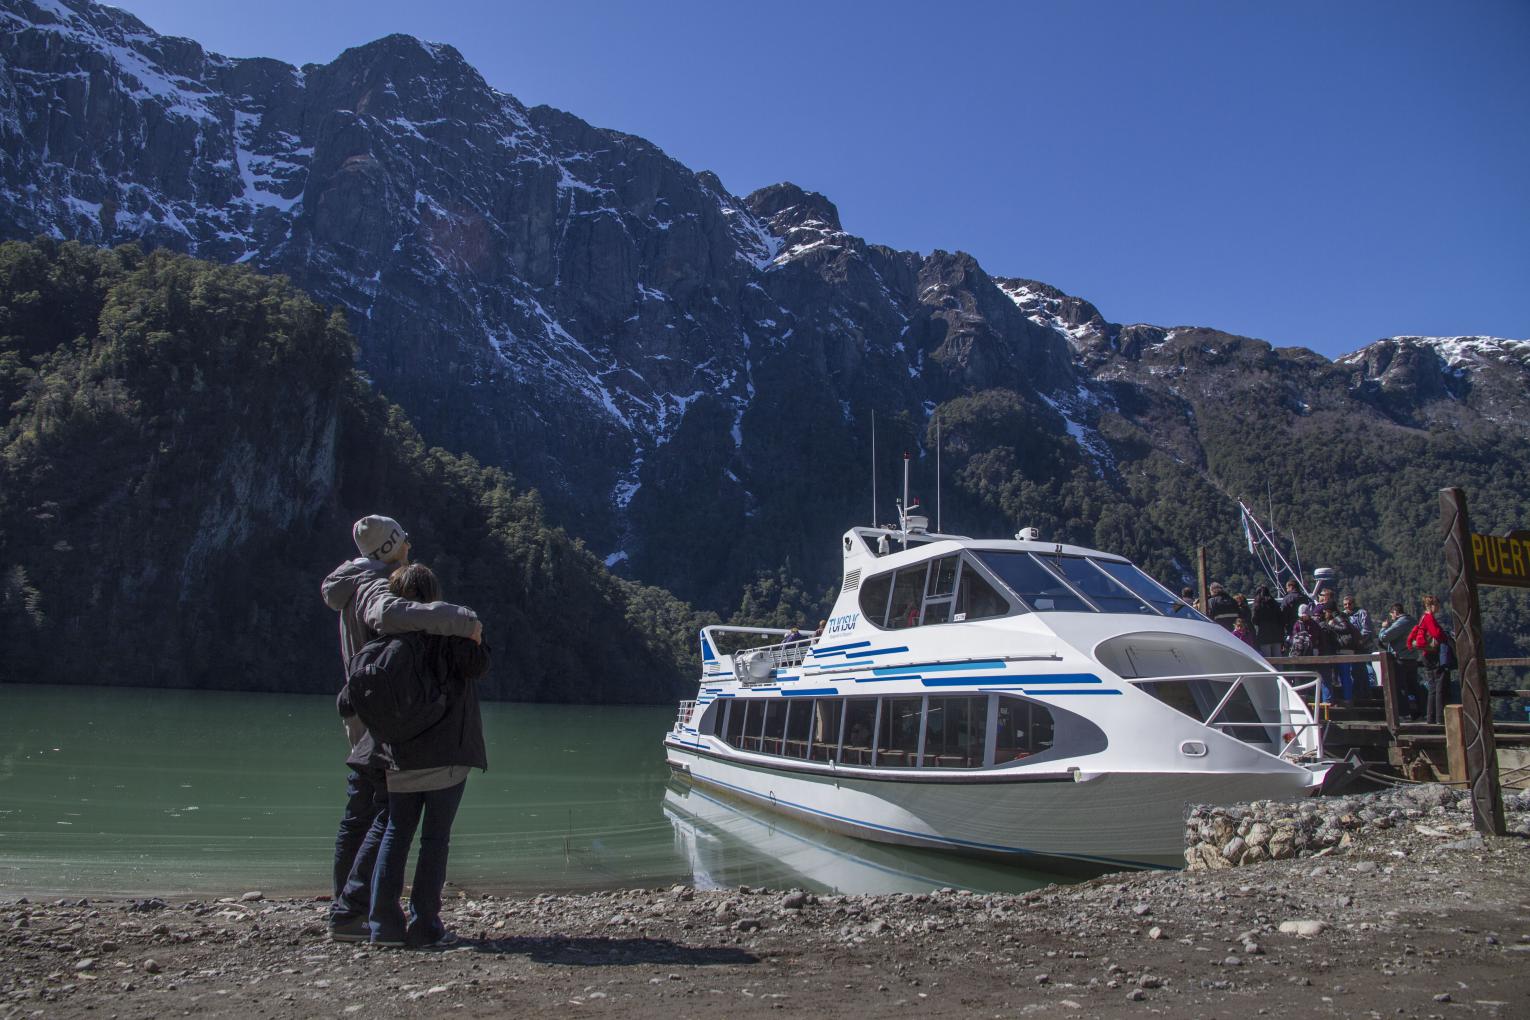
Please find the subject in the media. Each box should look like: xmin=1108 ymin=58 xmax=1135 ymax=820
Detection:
xmin=673 ymin=700 xmax=696 ymax=733
xmin=734 ymin=637 xmax=816 ymax=685
xmin=1125 ymin=670 xmax=1326 ymax=761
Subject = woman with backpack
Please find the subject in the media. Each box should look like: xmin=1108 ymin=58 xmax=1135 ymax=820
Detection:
xmin=1406 ymin=593 xmax=1454 ymax=726
xmin=367 ymin=563 xmax=490 ymax=948
xmin=1287 ymin=603 xmax=1328 ymax=700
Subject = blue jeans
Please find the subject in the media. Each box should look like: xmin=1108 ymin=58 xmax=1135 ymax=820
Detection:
xmin=1336 ymin=663 xmax=1354 ymax=701
xmin=369 ymin=780 xmax=467 ymax=945
xmin=332 ymin=768 xmax=388 ymax=917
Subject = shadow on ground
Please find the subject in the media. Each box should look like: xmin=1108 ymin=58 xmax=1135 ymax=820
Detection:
xmin=466 ymin=935 xmax=758 ymax=967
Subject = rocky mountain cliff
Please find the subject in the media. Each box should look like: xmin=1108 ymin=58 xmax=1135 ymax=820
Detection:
xmin=3 ymin=0 xmax=1527 ymax=646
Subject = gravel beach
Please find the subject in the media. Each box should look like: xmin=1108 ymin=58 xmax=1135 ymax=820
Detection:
xmin=4 ymin=784 xmax=1528 ymax=1018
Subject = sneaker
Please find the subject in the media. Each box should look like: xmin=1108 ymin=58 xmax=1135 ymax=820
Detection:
xmin=408 ymin=928 xmax=461 ymax=949
xmin=327 ymin=915 xmax=369 ymax=943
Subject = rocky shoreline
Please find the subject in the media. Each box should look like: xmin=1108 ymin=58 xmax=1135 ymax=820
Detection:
xmin=4 ymin=784 xmax=1528 ymax=1018
xmin=1185 ymin=785 xmax=1530 ymax=870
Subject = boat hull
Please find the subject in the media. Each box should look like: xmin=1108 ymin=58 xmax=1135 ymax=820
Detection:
xmin=665 ymin=740 xmax=1318 ymax=871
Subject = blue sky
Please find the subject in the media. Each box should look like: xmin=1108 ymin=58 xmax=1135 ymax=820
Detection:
xmin=111 ymin=0 xmax=1529 ymax=357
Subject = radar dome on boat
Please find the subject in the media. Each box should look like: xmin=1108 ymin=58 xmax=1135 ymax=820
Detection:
xmin=1015 ymin=526 xmax=1041 ymax=541
xmin=904 ymin=506 xmax=929 ymax=534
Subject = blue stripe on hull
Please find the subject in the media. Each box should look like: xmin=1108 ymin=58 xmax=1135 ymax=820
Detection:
xmin=811 ymin=640 xmax=872 ymax=657
xmin=846 ymin=645 xmax=909 ymax=659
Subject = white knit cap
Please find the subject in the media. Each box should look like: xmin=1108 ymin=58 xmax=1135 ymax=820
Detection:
xmin=353 ymin=515 xmax=408 ymax=562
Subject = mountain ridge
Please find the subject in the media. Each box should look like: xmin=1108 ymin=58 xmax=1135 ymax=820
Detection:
xmin=3 ymin=0 xmax=1527 ymax=650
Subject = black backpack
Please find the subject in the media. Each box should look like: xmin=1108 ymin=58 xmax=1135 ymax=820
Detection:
xmin=343 ymin=633 xmax=447 ymax=744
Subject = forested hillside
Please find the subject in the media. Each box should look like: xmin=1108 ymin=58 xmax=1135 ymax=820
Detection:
xmin=1 ymin=0 xmax=1527 ymax=672
xmin=0 ymin=239 xmax=710 ymax=701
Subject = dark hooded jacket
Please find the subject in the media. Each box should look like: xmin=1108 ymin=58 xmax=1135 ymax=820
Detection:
xmin=321 ymin=557 xmax=481 ymax=746
xmin=336 ymin=632 xmax=490 ymax=772
xmin=1251 ymin=593 xmax=1285 ymax=645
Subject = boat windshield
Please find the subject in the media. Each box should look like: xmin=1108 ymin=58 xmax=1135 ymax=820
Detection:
xmin=1094 ymin=558 xmax=1205 ymax=620
xmin=975 ymin=551 xmax=1201 ymax=619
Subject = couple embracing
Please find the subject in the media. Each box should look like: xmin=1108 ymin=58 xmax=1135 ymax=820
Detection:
xmin=320 ymin=515 xmax=491 ymax=948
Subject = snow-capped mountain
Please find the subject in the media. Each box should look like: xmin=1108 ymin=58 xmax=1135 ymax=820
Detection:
xmin=3 ymin=0 xmax=1525 ymax=612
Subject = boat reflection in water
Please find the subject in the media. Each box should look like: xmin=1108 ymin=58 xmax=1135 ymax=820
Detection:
xmin=662 ymin=782 xmax=1062 ymax=895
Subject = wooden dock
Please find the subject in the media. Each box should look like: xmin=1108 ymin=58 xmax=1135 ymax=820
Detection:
xmin=1266 ymin=653 xmax=1530 ymax=787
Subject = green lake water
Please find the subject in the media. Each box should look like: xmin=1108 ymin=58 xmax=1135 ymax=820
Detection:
xmin=0 ymin=685 xmax=1063 ymax=898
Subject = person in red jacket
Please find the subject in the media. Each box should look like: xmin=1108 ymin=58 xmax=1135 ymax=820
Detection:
xmin=1406 ymin=594 xmax=1454 ymax=725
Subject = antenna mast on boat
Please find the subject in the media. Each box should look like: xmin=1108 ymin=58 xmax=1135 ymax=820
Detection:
xmin=900 ymin=451 xmax=911 ymax=549
xmin=936 ymin=412 xmax=942 ymax=534
xmin=870 ymin=410 xmax=877 ymax=527
xmin=1239 ymin=498 xmax=1313 ymax=598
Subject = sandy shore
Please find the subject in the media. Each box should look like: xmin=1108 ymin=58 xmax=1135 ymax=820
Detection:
xmin=4 ymin=786 xmax=1528 ymax=1018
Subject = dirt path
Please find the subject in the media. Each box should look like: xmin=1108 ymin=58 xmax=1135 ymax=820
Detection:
xmin=4 ymin=799 xmax=1528 ymax=1018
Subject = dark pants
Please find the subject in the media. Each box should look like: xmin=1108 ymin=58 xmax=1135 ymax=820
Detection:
xmin=332 ymin=768 xmax=388 ymax=917
xmin=370 ymin=780 xmax=467 ymax=945
xmin=1425 ymin=667 xmax=1454 ymax=725
xmin=1336 ymin=663 xmax=1355 ymax=702
xmin=1396 ymin=658 xmax=1424 ymax=719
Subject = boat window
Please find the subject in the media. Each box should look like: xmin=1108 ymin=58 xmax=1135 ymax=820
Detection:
xmin=809 ymin=699 xmax=843 ymax=763
xmin=723 ymin=701 xmax=747 ymax=747
xmin=976 ymin=551 xmax=1093 ymax=613
xmin=887 ymin=565 xmax=927 ymax=630
xmin=1042 ymin=556 xmax=1156 ymax=615
xmin=1093 ymin=558 xmax=1205 ymax=620
xmin=858 ymin=571 xmax=893 ymax=627
xmin=841 ymin=698 xmax=877 ymax=766
xmin=783 ymin=699 xmax=813 ymax=759
xmin=927 ymin=555 xmax=958 ymax=598
xmin=922 ymin=696 xmax=988 ymax=768
xmin=730 ymin=700 xmax=763 ymax=753
xmin=954 ymin=565 xmax=1010 ymax=622
xmin=761 ymin=701 xmax=788 ymax=756
xmin=876 ymin=696 xmax=924 ymax=767
xmin=1136 ymin=678 xmax=1272 ymax=748
xmin=995 ymin=697 xmax=1055 ymax=762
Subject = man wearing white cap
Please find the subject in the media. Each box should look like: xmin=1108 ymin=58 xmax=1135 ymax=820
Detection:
xmin=320 ymin=514 xmax=482 ymax=940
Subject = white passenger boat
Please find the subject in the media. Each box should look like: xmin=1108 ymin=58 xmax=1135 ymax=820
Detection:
xmin=664 ymin=507 xmax=1334 ymax=871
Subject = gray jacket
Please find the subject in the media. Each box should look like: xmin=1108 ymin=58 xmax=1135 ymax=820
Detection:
xmin=1378 ymin=613 xmax=1417 ymax=660
xmin=321 ymin=558 xmax=481 ymax=744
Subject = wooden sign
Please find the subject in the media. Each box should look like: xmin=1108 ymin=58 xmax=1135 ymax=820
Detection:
xmin=1470 ymin=529 xmax=1530 ymax=589
xmin=1441 ymin=488 xmax=1506 ymax=837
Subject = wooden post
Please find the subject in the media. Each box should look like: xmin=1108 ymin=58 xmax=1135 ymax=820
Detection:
xmin=1444 ymin=704 xmax=1467 ymax=784
xmin=1196 ymin=546 xmax=1209 ymax=615
xmin=1379 ymin=651 xmax=1399 ymax=735
xmin=1440 ymin=487 xmax=1506 ymax=835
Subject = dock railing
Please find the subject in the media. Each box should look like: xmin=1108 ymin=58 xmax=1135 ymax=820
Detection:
xmin=1267 ymin=652 xmax=1530 ymax=737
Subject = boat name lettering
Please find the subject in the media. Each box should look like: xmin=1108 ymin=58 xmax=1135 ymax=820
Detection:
xmin=826 ymin=612 xmax=859 ymax=635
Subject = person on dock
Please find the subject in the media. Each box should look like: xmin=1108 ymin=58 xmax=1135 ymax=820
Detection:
xmin=1317 ymin=604 xmax=1357 ymax=705
xmin=1287 ymin=604 xmax=1327 ymax=699
xmin=1206 ymin=582 xmax=1240 ymax=631
xmin=365 ymin=562 xmax=490 ymax=949
xmin=1279 ymin=579 xmax=1309 ymax=638
xmin=1342 ymin=594 xmax=1376 ymax=695
xmin=321 ymin=515 xmax=482 ymax=943
xmin=1232 ymin=592 xmax=1252 ymax=626
xmin=1250 ymin=586 xmax=1285 ymax=658
xmin=1406 ymin=594 xmax=1455 ymax=726
xmin=1378 ymin=602 xmax=1423 ymax=720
